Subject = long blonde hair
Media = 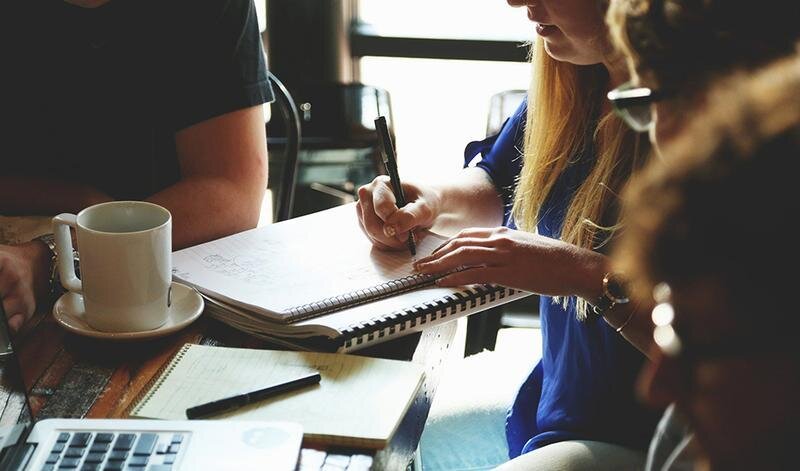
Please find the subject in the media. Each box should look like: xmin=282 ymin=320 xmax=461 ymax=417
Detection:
xmin=512 ymin=39 xmax=647 ymax=319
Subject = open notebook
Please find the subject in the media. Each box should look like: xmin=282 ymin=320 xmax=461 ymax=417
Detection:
xmin=172 ymin=203 xmax=531 ymax=351
xmin=129 ymin=344 xmax=424 ymax=449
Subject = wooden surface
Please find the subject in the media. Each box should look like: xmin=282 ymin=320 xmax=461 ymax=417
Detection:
xmin=4 ymin=308 xmax=457 ymax=470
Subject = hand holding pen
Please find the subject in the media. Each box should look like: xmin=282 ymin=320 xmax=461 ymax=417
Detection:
xmin=374 ymin=116 xmax=417 ymax=256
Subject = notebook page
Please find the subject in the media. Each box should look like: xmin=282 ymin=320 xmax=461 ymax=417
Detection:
xmin=172 ymin=204 xmax=448 ymax=322
xmin=130 ymin=344 xmax=424 ymax=448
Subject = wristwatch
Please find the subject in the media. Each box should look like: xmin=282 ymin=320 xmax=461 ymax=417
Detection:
xmin=35 ymin=233 xmax=61 ymax=301
xmin=35 ymin=233 xmax=80 ymax=301
xmin=591 ymin=272 xmax=629 ymax=317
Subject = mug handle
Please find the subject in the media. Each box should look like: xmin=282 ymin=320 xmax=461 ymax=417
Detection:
xmin=53 ymin=213 xmax=81 ymax=293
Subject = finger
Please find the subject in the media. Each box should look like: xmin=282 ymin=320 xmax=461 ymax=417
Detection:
xmin=356 ymin=204 xmax=405 ymax=251
xmin=435 ymin=266 xmax=500 ymax=287
xmin=371 ymin=178 xmax=398 ymax=221
xmin=357 ymin=186 xmax=401 ymax=248
xmin=431 ymin=235 xmax=494 ymax=256
xmin=415 ymin=246 xmax=499 ymax=275
xmin=2 ymin=294 xmax=34 ymax=329
xmin=7 ymin=313 xmax=25 ymax=332
xmin=0 ymin=266 xmax=21 ymax=297
xmin=356 ymin=210 xmax=393 ymax=250
xmin=385 ymin=200 xmax=432 ymax=236
xmin=452 ymin=227 xmax=501 ymax=239
xmin=419 ymin=236 xmax=497 ymax=264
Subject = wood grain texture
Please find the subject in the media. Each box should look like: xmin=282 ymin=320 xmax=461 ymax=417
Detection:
xmin=3 ymin=311 xmax=457 ymax=470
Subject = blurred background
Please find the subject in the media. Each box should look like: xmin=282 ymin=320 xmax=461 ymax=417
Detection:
xmin=258 ymin=0 xmax=532 ymax=220
xmin=256 ymin=8 xmax=541 ymax=458
xmin=258 ymin=0 xmax=537 ymax=356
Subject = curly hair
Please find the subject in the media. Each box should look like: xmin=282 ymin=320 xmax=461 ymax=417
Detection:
xmin=608 ymin=0 xmax=800 ymax=92
xmin=613 ymin=55 xmax=800 ymax=318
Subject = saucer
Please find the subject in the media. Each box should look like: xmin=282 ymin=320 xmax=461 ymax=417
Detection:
xmin=53 ymin=282 xmax=204 ymax=340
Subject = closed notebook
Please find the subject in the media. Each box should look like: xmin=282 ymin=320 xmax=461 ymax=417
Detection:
xmin=129 ymin=343 xmax=425 ymax=449
xmin=171 ymin=203 xmax=531 ymax=351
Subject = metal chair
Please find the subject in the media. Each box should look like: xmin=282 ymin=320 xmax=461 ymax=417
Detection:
xmin=267 ymin=71 xmax=302 ymax=222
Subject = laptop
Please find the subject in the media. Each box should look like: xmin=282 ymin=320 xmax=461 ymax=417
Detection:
xmin=0 ymin=309 xmax=303 ymax=471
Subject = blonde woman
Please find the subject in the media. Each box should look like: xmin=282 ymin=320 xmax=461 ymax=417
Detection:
xmin=357 ymin=0 xmax=657 ymax=468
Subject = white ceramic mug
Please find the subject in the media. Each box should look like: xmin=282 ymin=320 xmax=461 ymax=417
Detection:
xmin=53 ymin=201 xmax=172 ymax=332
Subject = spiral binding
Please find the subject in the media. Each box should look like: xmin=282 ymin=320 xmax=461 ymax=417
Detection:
xmin=339 ymin=284 xmax=517 ymax=350
xmin=128 ymin=343 xmax=192 ymax=416
xmin=286 ymin=273 xmax=437 ymax=323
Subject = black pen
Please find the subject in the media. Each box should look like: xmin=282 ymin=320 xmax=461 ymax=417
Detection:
xmin=374 ymin=116 xmax=417 ymax=256
xmin=185 ymin=371 xmax=321 ymax=419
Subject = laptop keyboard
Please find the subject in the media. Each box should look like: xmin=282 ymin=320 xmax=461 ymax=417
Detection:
xmin=41 ymin=431 xmax=186 ymax=471
xmin=298 ymin=449 xmax=373 ymax=471
xmin=42 ymin=432 xmax=374 ymax=470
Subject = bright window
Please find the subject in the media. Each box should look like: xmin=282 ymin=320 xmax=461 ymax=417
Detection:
xmin=358 ymin=0 xmax=533 ymax=41
xmin=357 ymin=1 xmax=533 ymax=179
xmin=360 ymin=58 xmax=530 ymax=180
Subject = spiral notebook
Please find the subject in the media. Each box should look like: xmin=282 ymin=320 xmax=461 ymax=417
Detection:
xmin=129 ymin=343 xmax=425 ymax=449
xmin=172 ymin=203 xmax=531 ymax=352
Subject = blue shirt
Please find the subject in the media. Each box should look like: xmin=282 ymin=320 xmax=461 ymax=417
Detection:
xmin=465 ymin=101 xmax=660 ymax=457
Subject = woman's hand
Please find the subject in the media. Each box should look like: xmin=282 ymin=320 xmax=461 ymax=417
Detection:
xmin=0 ymin=241 xmax=50 ymax=332
xmin=356 ymin=176 xmax=442 ymax=251
xmin=413 ymin=226 xmax=606 ymax=299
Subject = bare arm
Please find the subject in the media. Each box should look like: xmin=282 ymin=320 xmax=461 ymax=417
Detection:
xmin=601 ymin=299 xmax=655 ymax=358
xmin=414 ymin=225 xmax=655 ymax=356
xmin=147 ymin=105 xmax=268 ymax=250
xmin=574 ymin=254 xmax=655 ymax=357
xmin=431 ymin=167 xmax=505 ymax=233
xmin=0 ymin=105 xmax=267 ymax=329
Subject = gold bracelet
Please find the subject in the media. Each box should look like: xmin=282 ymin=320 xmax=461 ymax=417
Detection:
xmin=615 ymin=308 xmax=636 ymax=333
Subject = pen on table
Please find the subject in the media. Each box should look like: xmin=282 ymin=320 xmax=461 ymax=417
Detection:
xmin=374 ymin=115 xmax=417 ymax=256
xmin=185 ymin=371 xmax=321 ymax=419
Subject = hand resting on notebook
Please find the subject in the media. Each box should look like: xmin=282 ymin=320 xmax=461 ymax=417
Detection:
xmin=357 ymin=167 xmax=609 ymax=304
xmin=413 ymin=226 xmax=606 ymax=301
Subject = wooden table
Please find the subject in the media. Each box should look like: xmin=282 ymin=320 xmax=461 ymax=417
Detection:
xmin=6 ymin=308 xmax=457 ymax=470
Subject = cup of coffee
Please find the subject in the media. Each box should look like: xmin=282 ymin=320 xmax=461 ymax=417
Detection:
xmin=53 ymin=201 xmax=172 ymax=332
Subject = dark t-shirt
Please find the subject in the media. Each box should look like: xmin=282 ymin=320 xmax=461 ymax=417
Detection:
xmin=4 ymin=0 xmax=273 ymax=200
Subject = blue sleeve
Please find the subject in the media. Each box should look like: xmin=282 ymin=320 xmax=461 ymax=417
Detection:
xmin=463 ymin=100 xmax=526 ymax=226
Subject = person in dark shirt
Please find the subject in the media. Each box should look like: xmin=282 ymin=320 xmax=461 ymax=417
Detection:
xmin=0 ymin=0 xmax=274 ymax=331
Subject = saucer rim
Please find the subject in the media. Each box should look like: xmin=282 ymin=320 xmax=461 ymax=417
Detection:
xmin=52 ymin=281 xmax=204 ymax=341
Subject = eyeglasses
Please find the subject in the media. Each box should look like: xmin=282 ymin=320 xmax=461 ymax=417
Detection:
xmin=651 ymin=282 xmax=787 ymax=362
xmin=607 ymin=81 xmax=667 ymax=133
xmin=651 ymin=282 xmax=682 ymax=357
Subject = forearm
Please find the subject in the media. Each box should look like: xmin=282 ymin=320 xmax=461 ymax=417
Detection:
xmin=431 ymin=167 xmax=504 ymax=233
xmin=602 ymin=303 xmax=654 ymax=357
xmin=0 ymin=176 xmax=112 ymax=215
xmin=573 ymin=250 xmax=654 ymax=357
xmin=147 ymin=175 xmax=265 ymax=250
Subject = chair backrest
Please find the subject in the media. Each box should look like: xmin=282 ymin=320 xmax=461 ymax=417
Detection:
xmin=486 ymin=89 xmax=526 ymax=137
xmin=266 ymin=71 xmax=302 ymax=222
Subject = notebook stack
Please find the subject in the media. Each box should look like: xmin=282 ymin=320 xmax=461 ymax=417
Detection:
xmin=172 ymin=203 xmax=531 ymax=352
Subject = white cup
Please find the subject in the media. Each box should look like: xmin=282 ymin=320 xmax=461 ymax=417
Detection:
xmin=53 ymin=201 xmax=172 ymax=333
